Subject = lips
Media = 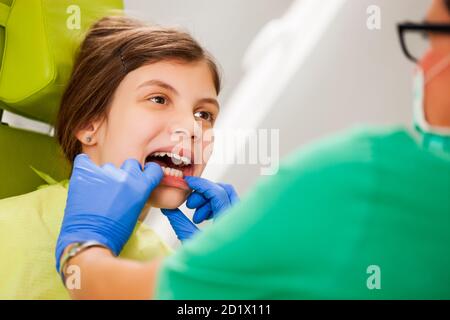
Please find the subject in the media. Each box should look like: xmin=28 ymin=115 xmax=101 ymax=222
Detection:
xmin=159 ymin=175 xmax=190 ymax=191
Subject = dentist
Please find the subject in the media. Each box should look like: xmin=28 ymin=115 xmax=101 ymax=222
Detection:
xmin=56 ymin=0 xmax=450 ymax=299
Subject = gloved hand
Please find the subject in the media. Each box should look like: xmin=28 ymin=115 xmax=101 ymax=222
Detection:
xmin=55 ymin=153 xmax=163 ymax=272
xmin=161 ymin=176 xmax=239 ymax=241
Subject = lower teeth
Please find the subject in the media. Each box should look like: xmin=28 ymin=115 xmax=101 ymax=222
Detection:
xmin=161 ymin=166 xmax=183 ymax=178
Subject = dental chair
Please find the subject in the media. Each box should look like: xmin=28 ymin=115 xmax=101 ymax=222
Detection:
xmin=0 ymin=0 xmax=123 ymax=199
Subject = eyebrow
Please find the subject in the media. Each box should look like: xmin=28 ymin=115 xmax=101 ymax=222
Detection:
xmin=197 ymin=97 xmax=220 ymax=110
xmin=137 ymin=79 xmax=179 ymax=95
xmin=138 ymin=79 xmax=220 ymax=109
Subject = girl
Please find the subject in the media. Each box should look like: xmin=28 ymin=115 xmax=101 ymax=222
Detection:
xmin=0 ymin=15 xmax=237 ymax=299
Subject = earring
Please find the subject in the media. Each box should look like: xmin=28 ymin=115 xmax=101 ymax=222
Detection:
xmin=86 ymin=136 xmax=92 ymax=143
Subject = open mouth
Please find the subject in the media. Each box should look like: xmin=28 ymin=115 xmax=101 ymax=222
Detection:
xmin=145 ymin=151 xmax=193 ymax=190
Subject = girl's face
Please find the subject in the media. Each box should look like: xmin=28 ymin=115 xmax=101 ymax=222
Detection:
xmin=78 ymin=60 xmax=219 ymax=209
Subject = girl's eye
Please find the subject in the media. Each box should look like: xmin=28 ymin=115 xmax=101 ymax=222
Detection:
xmin=149 ymin=96 xmax=167 ymax=104
xmin=194 ymin=111 xmax=214 ymax=122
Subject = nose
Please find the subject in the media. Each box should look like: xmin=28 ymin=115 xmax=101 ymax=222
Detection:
xmin=168 ymin=114 xmax=202 ymax=145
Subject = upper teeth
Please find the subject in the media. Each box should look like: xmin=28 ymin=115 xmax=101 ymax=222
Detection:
xmin=150 ymin=152 xmax=191 ymax=166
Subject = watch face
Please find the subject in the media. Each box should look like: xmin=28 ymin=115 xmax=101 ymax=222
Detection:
xmin=66 ymin=243 xmax=81 ymax=257
xmin=69 ymin=244 xmax=82 ymax=255
xmin=59 ymin=243 xmax=82 ymax=272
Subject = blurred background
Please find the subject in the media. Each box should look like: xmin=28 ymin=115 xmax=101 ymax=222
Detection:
xmin=2 ymin=0 xmax=431 ymax=247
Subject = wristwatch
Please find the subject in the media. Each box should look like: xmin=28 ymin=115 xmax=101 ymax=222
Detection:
xmin=59 ymin=241 xmax=110 ymax=286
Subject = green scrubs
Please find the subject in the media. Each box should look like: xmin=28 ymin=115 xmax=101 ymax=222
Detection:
xmin=155 ymin=126 xmax=450 ymax=299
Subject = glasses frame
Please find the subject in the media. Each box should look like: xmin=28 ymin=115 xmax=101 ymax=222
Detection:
xmin=397 ymin=22 xmax=450 ymax=62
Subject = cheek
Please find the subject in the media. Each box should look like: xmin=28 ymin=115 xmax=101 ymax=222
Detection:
xmin=100 ymin=110 xmax=164 ymax=166
xmin=419 ymin=50 xmax=450 ymax=99
xmin=200 ymin=126 xmax=215 ymax=162
xmin=425 ymin=72 xmax=450 ymax=106
xmin=419 ymin=49 xmax=449 ymax=71
xmin=202 ymin=140 xmax=214 ymax=165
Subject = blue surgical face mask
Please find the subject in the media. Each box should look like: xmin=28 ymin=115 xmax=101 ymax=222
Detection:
xmin=412 ymin=54 xmax=450 ymax=154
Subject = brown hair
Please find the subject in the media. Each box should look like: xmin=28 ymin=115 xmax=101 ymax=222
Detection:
xmin=56 ymin=15 xmax=221 ymax=164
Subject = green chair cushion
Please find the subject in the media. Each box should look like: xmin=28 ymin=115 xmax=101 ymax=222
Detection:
xmin=0 ymin=0 xmax=123 ymax=125
xmin=0 ymin=124 xmax=71 ymax=199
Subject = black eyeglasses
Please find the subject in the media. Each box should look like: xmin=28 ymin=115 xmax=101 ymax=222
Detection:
xmin=397 ymin=22 xmax=450 ymax=62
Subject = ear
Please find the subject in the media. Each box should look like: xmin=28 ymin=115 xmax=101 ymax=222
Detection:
xmin=75 ymin=118 xmax=103 ymax=146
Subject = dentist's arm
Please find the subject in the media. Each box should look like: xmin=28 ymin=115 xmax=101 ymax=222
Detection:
xmin=56 ymin=154 xmax=164 ymax=299
xmin=63 ymin=246 xmax=161 ymax=300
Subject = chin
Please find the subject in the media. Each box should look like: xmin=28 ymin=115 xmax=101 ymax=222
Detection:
xmin=148 ymin=185 xmax=190 ymax=209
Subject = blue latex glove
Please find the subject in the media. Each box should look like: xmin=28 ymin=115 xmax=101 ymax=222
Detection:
xmin=161 ymin=176 xmax=239 ymax=241
xmin=55 ymin=153 xmax=163 ymax=272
